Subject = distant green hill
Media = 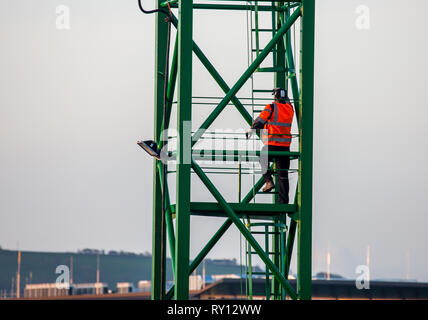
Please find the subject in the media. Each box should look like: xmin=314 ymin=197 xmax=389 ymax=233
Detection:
xmin=0 ymin=248 xmax=255 ymax=296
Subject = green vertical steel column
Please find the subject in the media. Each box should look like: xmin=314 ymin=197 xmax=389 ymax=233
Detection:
xmin=152 ymin=1 xmax=168 ymax=301
xmin=297 ymin=0 xmax=315 ymax=300
xmin=285 ymin=219 xmax=296 ymax=277
xmin=272 ymin=218 xmax=282 ymax=299
xmin=158 ymin=35 xmax=178 ymax=146
xmin=284 ymin=7 xmax=301 ymax=124
xmin=273 ymin=3 xmax=287 ymax=299
xmin=274 ymin=3 xmax=286 ymax=90
xmin=265 ymin=225 xmax=270 ymax=300
xmin=175 ymin=0 xmax=193 ymax=300
xmin=157 ymin=163 xmax=176 ymax=271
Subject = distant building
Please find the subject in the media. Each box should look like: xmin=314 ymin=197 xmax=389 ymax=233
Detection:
xmin=24 ymin=283 xmax=108 ymax=298
xmin=313 ymin=272 xmax=346 ymax=280
xmin=72 ymin=283 xmax=108 ymax=295
xmin=21 ymin=279 xmax=428 ymax=300
xmin=211 ymin=274 xmax=240 ymax=281
xmin=137 ymin=280 xmax=151 ymax=293
xmin=24 ymin=283 xmax=69 ymax=298
xmin=189 ymin=275 xmax=203 ymax=291
xmin=78 ymin=249 xmax=105 ymax=255
xmin=188 ymin=274 xmax=238 ymax=291
xmin=193 ymin=279 xmax=428 ymax=300
xmin=206 ymin=259 xmax=238 ymax=266
xmin=374 ymin=278 xmax=418 ymax=283
xmin=116 ymin=282 xmax=134 ymax=294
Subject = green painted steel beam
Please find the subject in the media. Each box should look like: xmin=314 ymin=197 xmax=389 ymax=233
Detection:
xmin=284 ymin=7 xmax=301 ymax=125
xmin=226 ymin=0 xmax=301 ymax=1
xmin=265 ymin=225 xmax=271 ymax=300
xmin=254 ymin=2 xmax=260 ymax=56
xmin=154 ymin=33 xmax=178 ymax=276
xmin=192 ymin=6 xmax=302 ymax=144
xmin=156 ymin=162 xmax=176 ymax=272
xmin=189 ymin=211 xmax=282 ymax=221
xmin=161 ymin=0 xmax=301 ymax=6
xmin=285 ymin=219 xmax=297 ymax=277
xmin=191 ymin=159 xmax=297 ymax=300
xmin=193 ymin=150 xmax=299 ymax=157
xmin=297 ymin=0 xmax=315 ymax=300
xmin=165 ymin=3 xmax=284 ymax=11
xmin=274 ymin=7 xmax=286 ymax=207
xmin=151 ymin=0 xmax=169 ymax=300
xmin=152 ymin=171 xmax=163 ymax=300
xmin=166 ymin=150 xmax=300 ymax=162
xmin=189 ymin=202 xmax=297 ymax=214
xmin=158 ymin=34 xmax=178 ymax=148
xmin=174 ymin=0 xmax=193 ymax=300
xmin=169 ymin=202 xmax=297 ymax=220
xmin=275 ymin=8 xmax=287 ymax=92
xmin=193 ymin=149 xmax=300 ymax=158
xmin=271 ymin=1 xmax=278 ymax=67
xmin=190 ymin=155 xmax=286 ymax=162
xmin=272 ymin=216 xmax=285 ymax=299
xmin=165 ymin=35 xmax=178 ymax=127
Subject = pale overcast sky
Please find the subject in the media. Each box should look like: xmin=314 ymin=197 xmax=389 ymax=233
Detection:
xmin=1 ymin=0 xmax=428 ymax=281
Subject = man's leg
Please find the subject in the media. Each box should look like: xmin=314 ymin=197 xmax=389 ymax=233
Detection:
xmin=276 ymin=151 xmax=290 ymax=204
xmin=260 ymin=145 xmax=273 ymax=183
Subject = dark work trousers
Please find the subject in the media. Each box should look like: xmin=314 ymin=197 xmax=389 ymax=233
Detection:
xmin=259 ymin=144 xmax=290 ymax=204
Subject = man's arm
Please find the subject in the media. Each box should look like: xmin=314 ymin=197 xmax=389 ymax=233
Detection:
xmin=251 ymin=117 xmax=266 ymax=130
xmin=246 ymin=104 xmax=273 ymax=138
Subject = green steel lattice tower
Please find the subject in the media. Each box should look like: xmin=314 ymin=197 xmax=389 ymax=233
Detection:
xmin=149 ymin=0 xmax=315 ymax=300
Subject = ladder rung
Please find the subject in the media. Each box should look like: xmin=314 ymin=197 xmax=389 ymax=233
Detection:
xmin=252 ymin=29 xmax=275 ymax=32
xmin=255 ymin=192 xmax=279 ymax=195
xmin=257 ymin=67 xmax=288 ymax=73
xmin=251 ymin=231 xmax=281 ymax=235
xmin=254 ymin=106 xmax=298 ymax=112
xmin=247 ymin=272 xmax=271 ymax=275
xmin=252 ymin=48 xmax=278 ymax=52
xmin=252 ymin=89 xmax=273 ymax=93
xmin=247 ymin=251 xmax=277 ymax=255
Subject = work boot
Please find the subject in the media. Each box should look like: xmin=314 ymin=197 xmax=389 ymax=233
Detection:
xmin=262 ymin=180 xmax=275 ymax=193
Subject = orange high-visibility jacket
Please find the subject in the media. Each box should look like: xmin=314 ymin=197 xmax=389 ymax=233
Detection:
xmin=254 ymin=101 xmax=294 ymax=147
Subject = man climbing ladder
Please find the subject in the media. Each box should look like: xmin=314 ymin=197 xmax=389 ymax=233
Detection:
xmin=246 ymin=88 xmax=294 ymax=204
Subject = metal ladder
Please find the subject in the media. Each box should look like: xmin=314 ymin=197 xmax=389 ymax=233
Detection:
xmin=249 ymin=1 xmax=300 ymax=115
xmin=242 ymin=1 xmax=296 ymax=301
xmin=245 ymin=220 xmax=288 ymax=300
